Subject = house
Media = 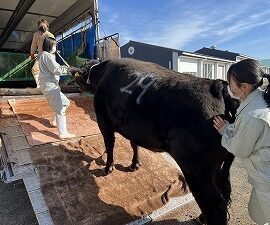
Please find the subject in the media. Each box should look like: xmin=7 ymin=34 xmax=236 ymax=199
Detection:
xmin=121 ymin=41 xmax=235 ymax=80
xmin=121 ymin=41 xmax=270 ymax=81
xmin=196 ymin=47 xmax=270 ymax=79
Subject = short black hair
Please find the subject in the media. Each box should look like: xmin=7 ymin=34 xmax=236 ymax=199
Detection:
xmin=227 ymin=58 xmax=270 ymax=107
xmin=227 ymin=59 xmax=264 ymax=87
xmin=42 ymin=37 xmax=57 ymax=52
xmin=38 ymin=19 xmax=49 ymax=28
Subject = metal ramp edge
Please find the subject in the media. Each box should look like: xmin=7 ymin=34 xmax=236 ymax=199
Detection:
xmin=126 ymin=193 xmax=194 ymax=225
xmin=24 ymin=172 xmax=54 ymax=225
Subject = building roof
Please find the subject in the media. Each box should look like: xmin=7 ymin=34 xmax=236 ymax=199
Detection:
xmin=122 ymin=40 xmax=183 ymax=55
xmin=122 ymin=40 xmax=235 ymax=63
xmin=195 ymin=47 xmax=257 ymax=61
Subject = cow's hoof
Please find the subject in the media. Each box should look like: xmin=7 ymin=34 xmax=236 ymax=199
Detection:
xmin=128 ymin=162 xmax=142 ymax=171
xmin=161 ymin=184 xmax=173 ymax=204
xmin=161 ymin=192 xmax=169 ymax=204
xmin=195 ymin=214 xmax=206 ymax=224
xmin=102 ymin=165 xmax=115 ymax=175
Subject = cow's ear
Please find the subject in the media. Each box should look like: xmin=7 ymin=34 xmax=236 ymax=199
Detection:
xmin=210 ymin=80 xmax=224 ymax=99
xmin=221 ymin=80 xmax=228 ymax=85
xmin=220 ymin=80 xmax=240 ymax=122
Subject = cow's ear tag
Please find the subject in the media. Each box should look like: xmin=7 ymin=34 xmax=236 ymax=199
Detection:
xmin=75 ymin=72 xmax=80 ymax=77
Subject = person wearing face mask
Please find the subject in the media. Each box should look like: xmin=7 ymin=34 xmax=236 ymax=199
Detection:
xmin=30 ymin=19 xmax=55 ymax=88
xmin=39 ymin=37 xmax=75 ymax=139
xmin=213 ymin=59 xmax=270 ymax=225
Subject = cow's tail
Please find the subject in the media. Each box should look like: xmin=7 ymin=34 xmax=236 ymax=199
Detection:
xmin=218 ymin=152 xmax=235 ymax=207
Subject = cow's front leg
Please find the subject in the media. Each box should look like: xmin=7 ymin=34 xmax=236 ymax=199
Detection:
xmin=95 ymin=100 xmax=115 ymax=175
xmin=100 ymin=126 xmax=115 ymax=174
xmin=129 ymin=141 xmax=141 ymax=171
xmin=103 ymin=134 xmax=115 ymax=174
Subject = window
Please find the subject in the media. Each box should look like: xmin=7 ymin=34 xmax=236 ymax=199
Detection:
xmin=203 ymin=63 xmax=214 ymax=79
xmin=217 ymin=65 xmax=225 ymax=80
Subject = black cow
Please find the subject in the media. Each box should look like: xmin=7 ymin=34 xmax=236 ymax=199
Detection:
xmin=70 ymin=58 xmax=239 ymax=225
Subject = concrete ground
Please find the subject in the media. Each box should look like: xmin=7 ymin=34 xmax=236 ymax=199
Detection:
xmin=0 ymin=158 xmax=255 ymax=225
xmin=0 ymin=180 xmax=38 ymax=225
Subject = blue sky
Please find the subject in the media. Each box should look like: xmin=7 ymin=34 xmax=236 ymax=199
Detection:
xmin=98 ymin=0 xmax=270 ymax=59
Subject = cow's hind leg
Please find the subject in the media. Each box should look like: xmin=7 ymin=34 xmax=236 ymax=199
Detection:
xmin=217 ymin=152 xmax=234 ymax=207
xmin=195 ymin=153 xmax=233 ymax=225
xmin=185 ymin=174 xmax=227 ymax=225
xmin=168 ymin=129 xmax=227 ymax=225
xmin=129 ymin=141 xmax=141 ymax=171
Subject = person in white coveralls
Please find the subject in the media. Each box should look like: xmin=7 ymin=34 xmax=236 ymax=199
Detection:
xmin=39 ymin=37 xmax=75 ymax=140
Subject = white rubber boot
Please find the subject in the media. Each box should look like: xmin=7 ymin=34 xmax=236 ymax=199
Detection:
xmin=33 ymin=74 xmax=40 ymax=88
xmin=56 ymin=115 xmax=75 ymax=139
xmin=50 ymin=116 xmax=57 ymax=127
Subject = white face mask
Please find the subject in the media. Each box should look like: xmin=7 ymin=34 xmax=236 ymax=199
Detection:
xmin=51 ymin=45 xmax=56 ymax=54
xmin=227 ymin=86 xmax=245 ymax=100
xmin=228 ymin=86 xmax=239 ymax=100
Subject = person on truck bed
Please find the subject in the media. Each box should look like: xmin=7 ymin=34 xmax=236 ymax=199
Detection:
xmin=39 ymin=37 xmax=75 ymax=140
xmin=30 ymin=19 xmax=55 ymax=88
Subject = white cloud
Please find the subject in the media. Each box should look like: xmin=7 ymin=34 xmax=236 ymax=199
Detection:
xmin=99 ymin=0 xmax=270 ymax=52
xmin=142 ymin=18 xmax=208 ymax=49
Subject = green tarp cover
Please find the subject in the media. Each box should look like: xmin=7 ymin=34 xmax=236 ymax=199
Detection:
xmin=0 ymin=52 xmax=33 ymax=82
xmin=0 ymin=51 xmax=88 ymax=84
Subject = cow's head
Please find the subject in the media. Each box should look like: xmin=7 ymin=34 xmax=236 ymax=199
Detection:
xmin=211 ymin=79 xmax=240 ymax=122
xmin=69 ymin=59 xmax=100 ymax=93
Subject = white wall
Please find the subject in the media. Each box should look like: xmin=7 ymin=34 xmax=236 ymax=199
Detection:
xmin=178 ymin=57 xmax=198 ymax=74
xmin=177 ymin=56 xmax=231 ymax=80
xmin=217 ymin=64 xmax=225 ymax=80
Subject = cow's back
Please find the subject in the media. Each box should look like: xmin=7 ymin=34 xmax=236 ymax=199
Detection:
xmin=94 ymin=58 xmax=225 ymax=150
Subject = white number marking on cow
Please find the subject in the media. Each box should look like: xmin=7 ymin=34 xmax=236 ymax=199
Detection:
xmin=120 ymin=75 xmax=155 ymax=104
xmin=136 ymin=77 xmax=154 ymax=104
xmin=120 ymin=76 xmax=140 ymax=94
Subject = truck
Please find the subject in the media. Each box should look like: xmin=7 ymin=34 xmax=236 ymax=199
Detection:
xmin=0 ymin=1 xmax=193 ymax=224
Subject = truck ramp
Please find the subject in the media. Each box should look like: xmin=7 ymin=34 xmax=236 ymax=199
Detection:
xmin=0 ymin=95 xmax=193 ymax=225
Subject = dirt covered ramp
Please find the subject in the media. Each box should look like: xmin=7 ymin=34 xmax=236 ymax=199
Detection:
xmin=1 ymin=95 xmax=188 ymax=224
xmin=30 ymin=134 xmax=187 ymax=225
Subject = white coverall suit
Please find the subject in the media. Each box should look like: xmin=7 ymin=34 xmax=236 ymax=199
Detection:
xmin=39 ymin=51 xmax=73 ymax=138
xmin=221 ymin=89 xmax=270 ymax=225
xmin=30 ymin=31 xmax=55 ymax=88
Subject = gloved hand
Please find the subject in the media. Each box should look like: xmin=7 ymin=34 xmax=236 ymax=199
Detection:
xmin=68 ymin=67 xmax=83 ymax=76
xmin=30 ymin=53 xmax=35 ymax=61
